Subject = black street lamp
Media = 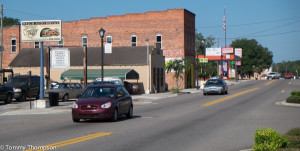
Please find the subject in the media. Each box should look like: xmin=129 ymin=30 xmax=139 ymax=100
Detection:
xmin=99 ymin=28 xmax=105 ymax=82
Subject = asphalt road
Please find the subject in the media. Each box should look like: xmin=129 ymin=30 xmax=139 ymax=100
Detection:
xmin=0 ymin=79 xmax=299 ymax=151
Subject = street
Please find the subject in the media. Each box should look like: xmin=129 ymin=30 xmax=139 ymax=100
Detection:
xmin=0 ymin=79 xmax=300 ymax=151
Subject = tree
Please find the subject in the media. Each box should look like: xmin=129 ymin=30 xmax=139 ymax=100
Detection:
xmin=165 ymin=58 xmax=192 ymax=88
xmin=230 ymin=39 xmax=273 ymax=78
xmin=3 ymin=16 xmax=20 ymax=27
xmin=195 ymin=32 xmax=216 ymax=79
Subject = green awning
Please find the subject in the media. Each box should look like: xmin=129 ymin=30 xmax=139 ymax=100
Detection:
xmin=60 ymin=69 xmax=139 ymax=81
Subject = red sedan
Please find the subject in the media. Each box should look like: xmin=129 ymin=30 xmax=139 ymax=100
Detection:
xmin=72 ymin=84 xmax=133 ymax=122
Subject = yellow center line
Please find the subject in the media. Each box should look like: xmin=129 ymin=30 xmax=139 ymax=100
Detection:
xmin=265 ymin=79 xmax=277 ymax=86
xmin=201 ymin=87 xmax=260 ymax=107
xmin=25 ymin=132 xmax=113 ymax=151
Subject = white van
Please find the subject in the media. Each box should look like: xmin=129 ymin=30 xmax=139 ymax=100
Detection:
xmin=94 ymin=77 xmax=122 ymax=85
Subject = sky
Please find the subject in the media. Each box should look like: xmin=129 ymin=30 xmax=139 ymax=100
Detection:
xmin=2 ymin=0 xmax=300 ymax=63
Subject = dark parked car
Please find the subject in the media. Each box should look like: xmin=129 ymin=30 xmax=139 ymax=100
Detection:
xmin=0 ymin=84 xmax=13 ymax=104
xmin=123 ymin=81 xmax=138 ymax=94
xmin=72 ymin=84 xmax=133 ymax=122
xmin=203 ymin=79 xmax=228 ymax=95
xmin=4 ymin=75 xmax=40 ymax=101
xmin=46 ymin=83 xmax=84 ymax=101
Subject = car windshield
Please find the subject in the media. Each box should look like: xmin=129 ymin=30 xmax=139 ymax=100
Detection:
xmin=206 ymin=80 xmax=223 ymax=85
xmin=7 ymin=78 xmax=28 ymax=85
xmin=52 ymin=83 xmax=68 ymax=89
xmin=82 ymin=87 xmax=115 ymax=98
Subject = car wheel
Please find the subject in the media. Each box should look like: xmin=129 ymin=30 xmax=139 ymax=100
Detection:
xmin=62 ymin=94 xmax=69 ymax=102
xmin=222 ymin=90 xmax=225 ymax=95
xmin=203 ymin=92 xmax=207 ymax=96
xmin=111 ymin=108 xmax=118 ymax=122
xmin=4 ymin=93 xmax=12 ymax=104
xmin=20 ymin=94 xmax=26 ymax=102
xmin=73 ymin=118 xmax=80 ymax=123
xmin=126 ymin=105 xmax=133 ymax=119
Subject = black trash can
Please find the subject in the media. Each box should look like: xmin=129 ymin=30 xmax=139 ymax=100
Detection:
xmin=49 ymin=92 xmax=59 ymax=106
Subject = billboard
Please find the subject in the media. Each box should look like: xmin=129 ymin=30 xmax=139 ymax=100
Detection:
xmin=222 ymin=47 xmax=234 ymax=54
xmin=205 ymin=48 xmax=221 ymax=56
xmin=21 ymin=20 xmax=62 ymax=42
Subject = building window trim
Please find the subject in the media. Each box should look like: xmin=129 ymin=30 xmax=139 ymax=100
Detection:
xmin=11 ymin=38 xmax=17 ymax=53
xmin=34 ymin=41 xmax=39 ymax=48
xmin=131 ymin=35 xmax=137 ymax=46
xmin=106 ymin=36 xmax=112 ymax=44
xmin=156 ymin=34 xmax=162 ymax=49
xmin=82 ymin=36 xmax=88 ymax=46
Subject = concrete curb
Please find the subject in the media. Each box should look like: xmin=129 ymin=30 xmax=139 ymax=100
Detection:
xmin=276 ymin=100 xmax=300 ymax=107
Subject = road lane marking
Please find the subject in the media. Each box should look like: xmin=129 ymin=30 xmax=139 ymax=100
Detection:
xmin=265 ymin=79 xmax=277 ymax=86
xmin=201 ymin=87 xmax=260 ymax=107
xmin=25 ymin=132 xmax=113 ymax=151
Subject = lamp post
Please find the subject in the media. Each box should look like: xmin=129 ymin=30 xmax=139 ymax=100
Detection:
xmin=99 ymin=28 xmax=105 ymax=82
xmin=145 ymin=38 xmax=150 ymax=94
xmin=202 ymin=40 xmax=206 ymax=81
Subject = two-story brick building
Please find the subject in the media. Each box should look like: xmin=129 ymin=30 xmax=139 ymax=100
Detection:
xmin=1 ymin=8 xmax=195 ymax=92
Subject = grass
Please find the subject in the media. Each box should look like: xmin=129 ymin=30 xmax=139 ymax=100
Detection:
xmin=278 ymin=128 xmax=300 ymax=151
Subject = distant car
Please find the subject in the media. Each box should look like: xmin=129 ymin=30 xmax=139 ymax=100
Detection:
xmin=45 ymin=83 xmax=84 ymax=101
xmin=284 ymin=73 xmax=294 ymax=79
xmin=4 ymin=75 xmax=40 ymax=101
xmin=72 ymin=84 xmax=133 ymax=122
xmin=0 ymin=84 xmax=13 ymax=104
xmin=203 ymin=79 xmax=228 ymax=95
xmin=123 ymin=81 xmax=138 ymax=94
xmin=267 ymin=72 xmax=281 ymax=79
xmin=94 ymin=77 xmax=123 ymax=85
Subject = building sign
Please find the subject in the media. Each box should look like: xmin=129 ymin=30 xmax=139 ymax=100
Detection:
xmin=50 ymin=48 xmax=70 ymax=69
xmin=222 ymin=47 xmax=234 ymax=54
xmin=199 ymin=58 xmax=208 ymax=63
xmin=222 ymin=60 xmax=228 ymax=74
xmin=235 ymin=48 xmax=242 ymax=58
xmin=206 ymin=48 xmax=221 ymax=56
xmin=105 ymin=43 xmax=112 ymax=53
xmin=235 ymin=61 xmax=242 ymax=66
xmin=21 ymin=20 xmax=62 ymax=42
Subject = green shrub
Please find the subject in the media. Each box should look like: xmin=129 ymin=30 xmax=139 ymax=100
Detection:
xmin=286 ymin=95 xmax=300 ymax=104
xmin=284 ymin=128 xmax=300 ymax=149
xmin=169 ymin=87 xmax=181 ymax=93
xmin=291 ymin=91 xmax=300 ymax=96
xmin=253 ymin=127 xmax=289 ymax=151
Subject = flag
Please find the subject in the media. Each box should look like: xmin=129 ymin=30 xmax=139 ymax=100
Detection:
xmin=223 ymin=8 xmax=226 ymax=32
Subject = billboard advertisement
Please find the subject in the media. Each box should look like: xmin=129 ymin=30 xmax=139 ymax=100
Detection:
xmin=222 ymin=47 xmax=234 ymax=54
xmin=50 ymin=48 xmax=70 ymax=69
xmin=205 ymin=48 xmax=221 ymax=56
xmin=21 ymin=20 xmax=62 ymax=42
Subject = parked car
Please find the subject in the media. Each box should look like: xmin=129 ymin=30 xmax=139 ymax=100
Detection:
xmin=94 ymin=77 xmax=123 ymax=85
xmin=123 ymin=81 xmax=138 ymax=94
xmin=203 ymin=79 xmax=228 ymax=95
xmin=0 ymin=84 xmax=13 ymax=104
xmin=45 ymin=83 xmax=84 ymax=101
xmin=72 ymin=84 xmax=133 ymax=122
xmin=284 ymin=73 xmax=294 ymax=79
xmin=267 ymin=72 xmax=281 ymax=79
xmin=4 ymin=75 xmax=40 ymax=101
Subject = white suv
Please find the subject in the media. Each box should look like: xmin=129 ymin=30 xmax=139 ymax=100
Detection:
xmin=267 ymin=72 xmax=281 ymax=79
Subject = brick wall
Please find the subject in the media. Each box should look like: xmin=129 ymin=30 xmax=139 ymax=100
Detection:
xmin=3 ymin=9 xmax=195 ymax=89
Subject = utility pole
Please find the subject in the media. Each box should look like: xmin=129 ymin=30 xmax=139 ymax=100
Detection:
xmin=0 ymin=4 xmax=3 ymax=84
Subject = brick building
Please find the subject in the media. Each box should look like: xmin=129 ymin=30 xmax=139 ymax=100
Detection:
xmin=1 ymin=8 xmax=195 ymax=90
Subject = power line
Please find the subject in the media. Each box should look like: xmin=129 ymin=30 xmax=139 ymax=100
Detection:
xmin=5 ymin=8 xmax=58 ymax=20
xmin=214 ymin=30 xmax=300 ymax=42
xmin=198 ymin=16 xmax=300 ymax=29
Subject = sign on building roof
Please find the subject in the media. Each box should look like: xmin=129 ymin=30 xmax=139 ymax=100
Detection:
xmin=205 ymin=48 xmax=221 ymax=56
xmin=21 ymin=20 xmax=62 ymax=42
